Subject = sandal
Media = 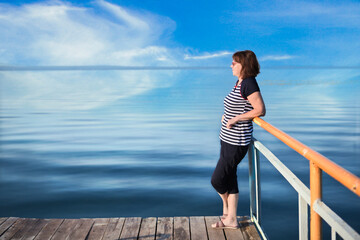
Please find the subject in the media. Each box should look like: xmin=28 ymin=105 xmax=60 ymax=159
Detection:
xmin=211 ymin=220 xmax=239 ymax=230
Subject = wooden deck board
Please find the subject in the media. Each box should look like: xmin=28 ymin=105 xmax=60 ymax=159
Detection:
xmin=33 ymin=219 xmax=63 ymax=240
xmin=102 ymin=218 xmax=125 ymax=240
xmin=138 ymin=217 xmax=156 ymax=240
xmin=156 ymin=217 xmax=173 ymax=240
xmin=67 ymin=218 xmax=94 ymax=240
xmin=238 ymin=216 xmax=261 ymax=240
xmin=204 ymin=216 xmax=226 ymax=240
xmin=0 ymin=218 xmax=27 ymax=240
xmin=21 ymin=218 xmax=49 ymax=240
xmin=224 ymin=226 xmax=245 ymax=240
xmin=174 ymin=217 xmax=190 ymax=240
xmin=51 ymin=219 xmax=78 ymax=240
xmin=189 ymin=216 xmax=208 ymax=240
xmin=0 ymin=219 xmax=8 ymax=227
xmin=0 ymin=217 xmax=18 ymax=237
xmin=10 ymin=218 xmax=39 ymax=240
xmin=86 ymin=218 xmax=110 ymax=240
xmin=0 ymin=216 xmax=262 ymax=240
xmin=119 ymin=217 xmax=141 ymax=240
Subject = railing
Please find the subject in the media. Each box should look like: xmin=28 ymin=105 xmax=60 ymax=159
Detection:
xmin=248 ymin=117 xmax=360 ymax=240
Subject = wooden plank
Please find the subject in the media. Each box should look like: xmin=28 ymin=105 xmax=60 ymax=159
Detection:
xmin=0 ymin=218 xmax=8 ymax=226
xmin=87 ymin=218 xmax=110 ymax=240
xmin=51 ymin=219 xmax=78 ymax=240
xmin=119 ymin=217 xmax=141 ymax=240
xmin=238 ymin=216 xmax=261 ymax=240
xmin=174 ymin=217 xmax=190 ymax=240
xmin=0 ymin=218 xmax=27 ymax=239
xmin=9 ymin=218 xmax=39 ymax=240
xmin=204 ymin=216 xmax=225 ymax=240
xmin=189 ymin=216 xmax=208 ymax=240
xmin=156 ymin=217 xmax=173 ymax=240
xmin=0 ymin=216 xmax=261 ymax=240
xmin=67 ymin=218 xmax=94 ymax=240
xmin=223 ymin=226 xmax=244 ymax=240
xmin=102 ymin=218 xmax=125 ymax=240
xmin=20 ymin=218 xmax=49 ymax=240
xmin=138 ymin=217 xmax=156 ymax=240
xmin=0 ymin=217 xmax=18 ymax=236
xmin=33 ymin=219 xmax=63 ymax=240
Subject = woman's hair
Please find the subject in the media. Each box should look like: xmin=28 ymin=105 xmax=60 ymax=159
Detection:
xmin=232 ymin=50 xmax=260 ymax=79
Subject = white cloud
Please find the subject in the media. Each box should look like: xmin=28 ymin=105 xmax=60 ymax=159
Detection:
xmin=184 ymin=51 xmax=232 ymax=60
xmin=97 ymin=0 xmax=149 ymax=31
xmin=259 ymin=55 xmax=296 ymax=61
xmin=236 ymin=0 xmax=360 ymax=28
xmin=0 ymin=0 xmax=179 ymax=110
xmin=184 ymin=51 xmax=296 ymax=63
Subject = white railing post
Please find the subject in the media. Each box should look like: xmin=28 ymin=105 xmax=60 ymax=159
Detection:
xmin=331 ymin=228 xmax=336 ymax=240
xmin=248 ymin=140 xmax=256 ymax=220
xmin=299 ymin=194 xmax=308 ymax=240
xmin=255 ymin=145 xmax=261 ymax=225
xmin=248 ymin=139 xmax=261 ymax=225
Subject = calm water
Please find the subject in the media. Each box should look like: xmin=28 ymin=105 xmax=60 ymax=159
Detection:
xmin=0 ymin=69 xmax=359 ymax=239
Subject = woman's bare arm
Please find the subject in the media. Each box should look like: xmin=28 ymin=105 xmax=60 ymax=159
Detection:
xmin=226 ymin=91 xmax=266 ymax=129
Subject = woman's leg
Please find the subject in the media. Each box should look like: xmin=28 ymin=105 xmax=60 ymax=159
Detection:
xmin=211 ymin=142 xmax=229 ymax=214
xmin=218 ymin=192 xmax=229 ymax=216
xmin=212 ymin=192 xmax=238 ymax=228
xmin=211 ymin=142 xmax=247 ymax=228
xmin=221 ymin=145 xmax=248 ymax=226
xmin=222 ymin=193 xmax=239 ymax=226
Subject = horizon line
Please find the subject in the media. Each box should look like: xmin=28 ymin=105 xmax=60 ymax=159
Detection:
xmin=0 ymin=65 xmax=360 ymax=71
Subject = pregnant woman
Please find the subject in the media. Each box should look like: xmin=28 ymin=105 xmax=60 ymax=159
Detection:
xmin=211 ymin=50 xmax=266 ymax=229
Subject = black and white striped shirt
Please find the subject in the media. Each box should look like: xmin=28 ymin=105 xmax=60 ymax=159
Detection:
xmin=219 ymin=77 xmax=260 ymax=146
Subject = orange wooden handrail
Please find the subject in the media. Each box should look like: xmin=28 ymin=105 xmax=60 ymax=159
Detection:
xmin=252 ymin=117 xmax=359 ymax=240
xmin=252 ymin=117 xmax=360 ymax=197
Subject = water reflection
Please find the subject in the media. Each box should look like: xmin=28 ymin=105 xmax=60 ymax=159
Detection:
xmin=0 ymin=69 xmax=359 ymax=239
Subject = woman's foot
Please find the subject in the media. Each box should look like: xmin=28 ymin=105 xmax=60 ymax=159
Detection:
xmin=211 ymin=220 xmax=239 ymax=229
xmin=220 ymin=213 xmax=228 ymax=220
xmin=221 ymin=216 xmax=239 ymax=229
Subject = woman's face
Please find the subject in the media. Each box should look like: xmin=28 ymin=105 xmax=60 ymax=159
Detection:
xmin=231 ymin=60 xmax=242 ymax=78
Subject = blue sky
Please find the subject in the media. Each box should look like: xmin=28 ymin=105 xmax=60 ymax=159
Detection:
xmin=0 ymin=0 xmax=359 ymax=110
xmin=3 ymin=0 xmax=360 ymax=65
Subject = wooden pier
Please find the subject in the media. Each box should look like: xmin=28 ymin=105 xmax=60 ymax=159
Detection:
xmin=0 ymin=216 xmax=261 ymax=240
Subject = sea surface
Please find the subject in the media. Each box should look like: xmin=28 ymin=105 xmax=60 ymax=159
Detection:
xmin=0 ymin=68 xmax=359 ymax=239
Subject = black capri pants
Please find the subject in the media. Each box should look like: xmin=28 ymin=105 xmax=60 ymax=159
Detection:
xmin=211 ymin=140 xmax=249 ymax=194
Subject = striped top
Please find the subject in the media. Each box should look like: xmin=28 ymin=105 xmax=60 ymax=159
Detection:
xmin=219 ymin=77 xmax=260 ymax=146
